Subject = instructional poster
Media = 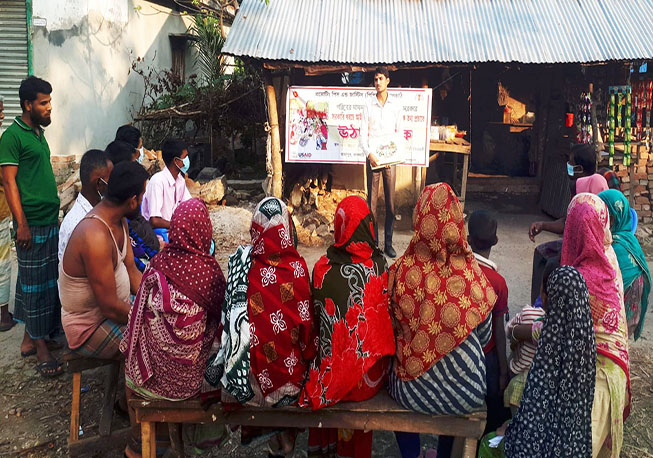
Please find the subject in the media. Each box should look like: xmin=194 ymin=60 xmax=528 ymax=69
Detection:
xmin=285 ymin=86 xmax=432 ymax=166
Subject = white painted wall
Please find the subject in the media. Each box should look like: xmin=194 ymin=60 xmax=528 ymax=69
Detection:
xmin=31 ymin=0 xmax=194 ymax=157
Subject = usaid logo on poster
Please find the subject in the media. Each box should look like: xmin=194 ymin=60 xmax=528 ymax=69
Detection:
xmin=285 ymin=86 xmax=432 ymax=166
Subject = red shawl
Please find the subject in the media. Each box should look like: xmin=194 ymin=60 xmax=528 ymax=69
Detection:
xmin=247 ymin=197 xmax=317 ymax=402
xmin=149 ymin=198 xmax=225 ymax=315
xmin=300 ymin=196 xmax=395 ymax=409
xmin=390 ymin=183 xmax=495 ymax=381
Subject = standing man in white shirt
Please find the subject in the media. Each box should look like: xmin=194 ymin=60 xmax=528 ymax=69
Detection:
xmin=360 ymin=67 xmax=402 ymax=258
xmin=58 ymin=149 xmax=113 ymax=264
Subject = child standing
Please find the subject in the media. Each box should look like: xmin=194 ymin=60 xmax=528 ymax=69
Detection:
xmin=468 ymin=211 xmax=511 ymax=433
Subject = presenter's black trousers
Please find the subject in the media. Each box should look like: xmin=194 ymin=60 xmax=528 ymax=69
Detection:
xmin=366 ymin=161 xmax=396 ymax=249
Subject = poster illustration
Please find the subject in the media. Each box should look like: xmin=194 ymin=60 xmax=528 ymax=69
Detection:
xmin=285 ymin=86 xmax=432 ymax=166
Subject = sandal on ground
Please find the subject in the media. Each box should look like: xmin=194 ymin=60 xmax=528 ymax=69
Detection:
xmin=0 ymin=314 xmax=15 ymax=332
xmin=21 ymin=339 xmax=64 ymax=357
xmin=35 ymin=360 xmax=63 ymax=378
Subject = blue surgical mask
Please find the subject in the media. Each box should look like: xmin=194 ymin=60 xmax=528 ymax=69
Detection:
xmin=177 ymin=156 xmax=190 ymax=174
xmin=137 ymin=147 xmax=145 ymax=164
xmin=210 ymin=239 xmax=215 ymax=256
xmin=567 ymin=162 xmax=583 ymax=177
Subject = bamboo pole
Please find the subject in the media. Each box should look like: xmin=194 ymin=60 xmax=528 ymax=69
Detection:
xmin=265 ymin=70 xmax=283 ymax=198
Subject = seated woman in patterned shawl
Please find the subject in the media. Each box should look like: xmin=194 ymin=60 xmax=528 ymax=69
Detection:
xmin=213 ymin=197 xmax=317 ymax=455
xmin=562 ymin=193 xmax=630 ymax=458
xmin=300 ymin=195 xmax=396 ymax=458
xmin=478 ymin=266 xmax=596 ymax=458
xmin=388 ymin=183 xmax=496 ymax=458
xmin=120 ymin=198 xmax=226 ymax=456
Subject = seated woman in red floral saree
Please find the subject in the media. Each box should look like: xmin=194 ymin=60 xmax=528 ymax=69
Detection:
xmin=300 ymin=195 xmax=396 ymax=458
xmin=214 ymin=197 xmax=317 ymax=455
xmin=120 ymin=198 xmax=226 ymax=456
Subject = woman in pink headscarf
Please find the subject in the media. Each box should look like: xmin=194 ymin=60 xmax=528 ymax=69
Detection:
xmin=561 ymin=193 xmax=629 ymax=458
xmin=575 ymin=173 xmax=609 ymax=194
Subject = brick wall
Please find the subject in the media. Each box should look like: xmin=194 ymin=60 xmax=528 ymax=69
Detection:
xmin=50 ymin=155 xmax=77 ymax=186
xmin=607 ymin=147 xmax=653 ymax=223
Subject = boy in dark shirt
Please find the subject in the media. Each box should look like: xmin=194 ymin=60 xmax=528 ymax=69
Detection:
xmin=468 ymin=210 xmax=511 ymax=433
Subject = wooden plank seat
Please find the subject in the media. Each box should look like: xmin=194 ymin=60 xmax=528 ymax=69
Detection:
xmin=129 ymin=391 xmax=487 ymax=458
xmin=63 ymin=352 xmax=129 ymax=456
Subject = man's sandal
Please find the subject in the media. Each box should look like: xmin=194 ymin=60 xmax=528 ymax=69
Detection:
xmin=35 ymin=360 xmax=63 ymax=378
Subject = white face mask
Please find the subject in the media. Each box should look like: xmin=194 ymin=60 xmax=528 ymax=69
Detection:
xmin=137 ymin=147 xmax=145 ymax=164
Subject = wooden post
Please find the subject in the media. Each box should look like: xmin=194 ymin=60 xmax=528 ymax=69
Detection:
xmin=265 ymin=70 xmax=283 ymax=198
xmin=99 ymin=362 xmax=120 ymax=437
xmin=141 ymin=421 xmax=156 ymax=458
xmin=462 ymin=436 xmax=478 ymax=458
xmin=69 ymin=372 xmax=81 ymax=442
xmin=168 ymin=423 xmax=184 ymax=457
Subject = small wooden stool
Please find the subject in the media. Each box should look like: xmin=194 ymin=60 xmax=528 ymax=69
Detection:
xmin=64 ymin=352 xmax=128 ymax=456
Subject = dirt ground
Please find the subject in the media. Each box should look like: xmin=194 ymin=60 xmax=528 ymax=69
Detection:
xmin=0 ymin=193 xmax=652 ymax=457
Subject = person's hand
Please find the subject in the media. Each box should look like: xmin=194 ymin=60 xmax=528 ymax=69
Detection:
xmin=16 ymin=224 xmax=32 ymax=250
xmin=369 ymin=153 xmax=379 ymax=168
xmin=499 ymin=372 xmax=508 ymax=392
xmin=496 ymin=421 xmax=510 ymax=436
xmin=529 ymin=221 xmax=544 ymax=242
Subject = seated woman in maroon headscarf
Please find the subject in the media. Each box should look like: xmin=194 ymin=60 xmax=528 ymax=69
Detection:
xmin=300 ymin=195 xmax=396 ymax=458
xmin=120 ymin=198 xmax=226 ymax=456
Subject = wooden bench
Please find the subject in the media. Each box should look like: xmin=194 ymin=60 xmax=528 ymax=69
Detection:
xmin=64 ymin=352 xmax=130 ymax=456
xmin=129 ymin=391 xmax=486 ymax=458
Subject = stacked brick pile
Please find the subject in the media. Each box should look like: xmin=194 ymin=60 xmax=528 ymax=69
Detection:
xmin=606 ymin=146 xmax=653 ymax=224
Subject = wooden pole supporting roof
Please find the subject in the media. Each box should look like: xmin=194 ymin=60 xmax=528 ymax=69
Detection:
xmin=264 ymin=70 xmax=283 ymax=198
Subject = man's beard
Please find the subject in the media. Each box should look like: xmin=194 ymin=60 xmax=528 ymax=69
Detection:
xmin=32 ymin=113 xmax=51 ymax=127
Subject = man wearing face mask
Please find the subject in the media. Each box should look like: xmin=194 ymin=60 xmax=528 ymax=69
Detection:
xmin=141 ymin=138 xmax=192 ymax=239
xmin=0 ymin=76 xmax=63 ymax=377
xmin=58 ymin=149 xmax=113 ymax=264
xmin=59 ymin=161 xmax=146 ymax=359
xmin=528 ymin=143 xmax=608 ymax=303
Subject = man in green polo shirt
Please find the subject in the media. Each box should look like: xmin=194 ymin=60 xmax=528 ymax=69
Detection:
xmin=0 ymin=76 xmax=62 ymax=377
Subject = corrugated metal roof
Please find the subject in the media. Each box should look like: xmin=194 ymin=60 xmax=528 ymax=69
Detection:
xmin=0 ymin=0 xmax=28 ymax=123
xmin=222 ymin=0 xmax=653 ymax=65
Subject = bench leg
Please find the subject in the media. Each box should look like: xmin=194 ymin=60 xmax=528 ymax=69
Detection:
xmin=462 ymin=437 xmax=478 ymax=458
xmin=169 ymin=422 xmax=184 ymax=457
xmin=69 ymin=372 xmax=81 ymax=442
xmin=99 ymin=362 xmax=120 ymax=436
xmin=141 ymin=421 xmax=156 ymax=458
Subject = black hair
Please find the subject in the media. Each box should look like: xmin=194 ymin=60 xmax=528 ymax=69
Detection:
xmin=467 ymin=210 xmax=498 ymax=252
xmin=79 ymin=149 xmax=110 ymax=186
xmin=572 ymin=143 xmax=597 ymax=175
xmin=19 ymin=76 xmax=52 ymax=111
xmin=115 ymin=125 xmax=141 ymax=149
xmin=542 ymin=257 xmax=561 ymax=296
xmin=374 ymin=66 xmax=390 ymax=79
xmin=105 ymin=140 xmax=136 ymax=165
xmin=106 ymin=161 xmax=149 ymax=204
xmin=161 ymin=138 xmax=188 ymax=165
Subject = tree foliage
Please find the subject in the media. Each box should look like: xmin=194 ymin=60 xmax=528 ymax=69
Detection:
xmin=131 ymin=5 xmax=265 ymax=160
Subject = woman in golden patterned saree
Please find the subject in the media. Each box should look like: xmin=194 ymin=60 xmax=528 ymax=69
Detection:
xmin=388 ymin=183 xmax=496 ymax=457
